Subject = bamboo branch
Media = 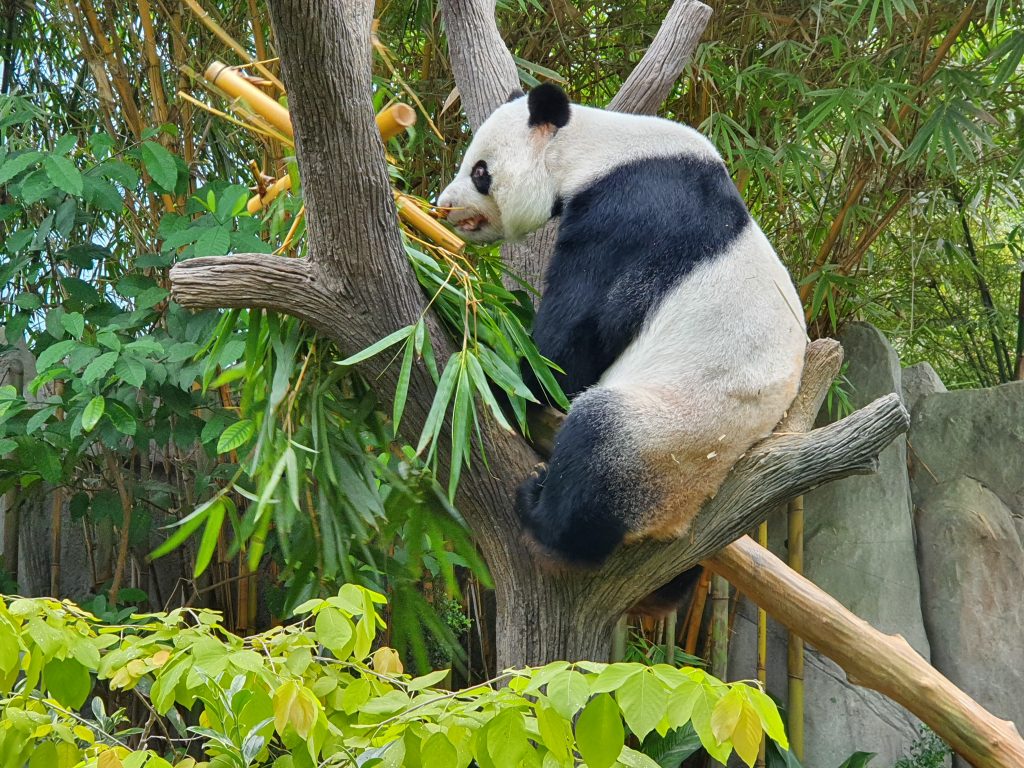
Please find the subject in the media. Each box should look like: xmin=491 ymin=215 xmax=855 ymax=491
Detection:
xmin=706 ymin=537 xmax=1024 ymax=768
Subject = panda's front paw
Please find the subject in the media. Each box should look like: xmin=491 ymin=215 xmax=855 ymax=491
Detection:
xmin=514 ymin=462 xmax=548 ymax=524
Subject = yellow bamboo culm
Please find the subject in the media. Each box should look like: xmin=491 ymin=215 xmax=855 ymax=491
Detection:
xmin=205 ymin=61 xmax=294 ymax=137
xmin=244 ymin=104 xmax=420 ymax=215
xmin=377 ymin=103 xmax=417 ymax=142
xmin=787 ymin=495 xmax=806 ymax=762
xmin=395 ymin=193 xmax=465 ymax=254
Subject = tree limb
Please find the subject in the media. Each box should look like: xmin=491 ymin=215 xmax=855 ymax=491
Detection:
xmin=707 ymin=536 xmax=1024 ymax=768
xmin=606 ymin=0 xmax=712 ymax=115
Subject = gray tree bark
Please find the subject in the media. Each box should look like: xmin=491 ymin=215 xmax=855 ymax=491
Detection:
xmin=169 ymin=0 xmax=909 ymax=669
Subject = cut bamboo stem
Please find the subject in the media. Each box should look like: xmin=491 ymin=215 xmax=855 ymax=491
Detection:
xmin=706 ymin=537 xmax=1024 ymax=768
xmin=395 ymin=193 xmax=466 ymax=253
xmin=787 ymin=495 xmax=805 ymax=761
xmin=206 ymin=61 xmax=293 ymax=137
xmin=188 ymin=3 xmax=286 ymax=91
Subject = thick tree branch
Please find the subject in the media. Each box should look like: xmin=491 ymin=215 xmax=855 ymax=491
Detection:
xmin=439 ymin=0 xmax=520 ymax=131
xmin=606 ymin=0 xmax=712 ymax=115
xmin=170 ymin=255 xmax=339 ymax=334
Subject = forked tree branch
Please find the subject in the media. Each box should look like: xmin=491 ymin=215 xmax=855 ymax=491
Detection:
xmin=606 ymin=0 xmax=712 ymax=115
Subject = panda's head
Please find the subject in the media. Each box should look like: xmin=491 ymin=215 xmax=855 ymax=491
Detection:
xmin=437 ymin=83 xmax=571 ymax=243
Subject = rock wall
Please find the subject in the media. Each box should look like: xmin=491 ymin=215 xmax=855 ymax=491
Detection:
xmin=728 ymin=323 xmax=1023 ymax=765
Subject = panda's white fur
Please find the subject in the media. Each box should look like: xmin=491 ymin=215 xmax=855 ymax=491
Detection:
xmin=438 ymin=85 xmax=806 ymax=567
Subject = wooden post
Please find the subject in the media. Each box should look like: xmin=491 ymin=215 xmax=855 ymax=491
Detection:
xmin=710 ymin=574 xmax=730 ymax=679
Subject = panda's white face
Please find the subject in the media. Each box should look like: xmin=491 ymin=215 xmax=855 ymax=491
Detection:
xmin=437 ymin=95 xmax=564 ymax=243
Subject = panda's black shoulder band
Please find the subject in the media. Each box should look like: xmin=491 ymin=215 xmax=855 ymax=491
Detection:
xmin=528 ymin=83 xmax=571 ymax=129
xmin=506 ymin=89 xmax=526 ymax=102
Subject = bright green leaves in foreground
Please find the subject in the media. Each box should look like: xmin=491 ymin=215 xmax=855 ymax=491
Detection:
xmin=0 ymin=587 xmax=788 ymax=768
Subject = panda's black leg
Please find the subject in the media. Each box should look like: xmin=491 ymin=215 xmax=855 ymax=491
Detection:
xmin=514 ymin=462 xmax=548 ymax=526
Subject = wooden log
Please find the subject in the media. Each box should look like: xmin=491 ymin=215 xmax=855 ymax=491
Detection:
xmin=706 ymin=537 xmax=1024 ymax=768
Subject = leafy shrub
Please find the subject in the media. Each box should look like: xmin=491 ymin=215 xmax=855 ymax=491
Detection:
xmin=0 ymin=587 xmax=789 ymax=767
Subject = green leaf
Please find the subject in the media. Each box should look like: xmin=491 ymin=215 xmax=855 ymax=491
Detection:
xmin=743 ymin=687 xmax=787 ymax=748
xmin=0 ymin=151 xmax=42 ymax=185
xmin=44 ymin=155 xmax=83 ymax=196
xmin=105 ymin=401 xmax=137 ymax=436
xmin=217 ymin=418 xmax=255 ymax=454
xmin=44 ymin=657 xmax=92 ymax=709
xmin=336 ymin=325 xmax=414 ymax=366
xmin=82 ymin=396 xmax=105 ymax=432
xmin=82 ymin=351 xmax=118 ymax=385
xmin=546 ymin=669 xmax=591 ymax=720
xmin=485 ymin=709 xmax=527 ymax=768
xmin=422 ymin=734 xmax=458 ymax=768
xmin=535 ymin=703 xmax=573 ymax=762
xmin=36 ymin=340 xmax=77 ymax=372
xmin=711 ymin=687 xmax=743 ymax=744
xmin=575 ymin=693 xmax=624 ymax=768
xmin=591 ymin=662 xmax=644 ymax=693
xmin=60 ymin=312 xmax=85 ymax=340
xmin=193 ymin=227 xmax=231 ymax=258
xmin=141 ymin=140 xmax=177 ymax=191
xmin=836 ymin=753 xmax=876 ymax=768
xmin=415 ymin=353 xmax=460 ymax=457
xmin=193 ymin=498 xmax=226 ymax=577
xmin=314 ymin=607 xmax=355 ymax=659
xmin=150 ymin=496 xmax=220 ymax=559
xmin=115 ymin=357 xmax=147 ymax=388
xmin=617 ymin=669 xmax=669 ymax=741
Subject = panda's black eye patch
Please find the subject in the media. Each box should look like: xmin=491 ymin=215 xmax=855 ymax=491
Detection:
xmin=471 ymin=160 xmax=492 ymax=195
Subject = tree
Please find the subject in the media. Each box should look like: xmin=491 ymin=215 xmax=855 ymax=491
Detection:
xmin=169 ymin=0 xmax=898 ymax=669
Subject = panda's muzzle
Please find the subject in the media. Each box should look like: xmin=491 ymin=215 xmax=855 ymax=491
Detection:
xmin=452 ymin=214 xmax=488 ymax=232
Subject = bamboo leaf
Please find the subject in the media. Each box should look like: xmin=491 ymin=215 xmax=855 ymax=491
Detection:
xmin=193 ymin=498 xmax=226 ymax=577
xmin=336 ymin=325 xmax=414 ymax=366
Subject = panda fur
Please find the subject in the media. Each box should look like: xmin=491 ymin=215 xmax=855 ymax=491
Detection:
xmin=437 ymin=84 xmax=807 ymax=568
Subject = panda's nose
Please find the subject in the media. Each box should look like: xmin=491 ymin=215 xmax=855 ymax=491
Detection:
xmin=436 ymin=187 xmax=455 ymax=217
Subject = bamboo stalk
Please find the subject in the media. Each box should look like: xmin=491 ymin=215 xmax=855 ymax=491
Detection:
xmin=136 ymin=0 xmax=170 ymax=127
xmin=247 ymin=174 xmax=293 ymax=214
xmin=665 ymin=609 xmax=677 ymax=665
xmin=395 ymin=193 xmax=466 ymax=253
xmin=2 ymin=358 xmax=23 ymax=581
xmin=706 ymin=537 xmax=1024 ymax=768
xmin=710 ymin=574 xmax=730 ymax=679
xmin=1015 ymin=270 xmax=1024 ymax=381
xmin=786 ymin=495 xmax=805 ymax=761
xmin=756 ymin=520 xmax=768 ymax=768
xmin=185 ymin=0 xmax=285 ymax=91
xmin=684 ymin=568 xmax=710 ymax=656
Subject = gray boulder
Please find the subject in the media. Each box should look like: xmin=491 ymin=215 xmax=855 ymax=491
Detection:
xmin=902 ymin=361 xmax=947 ymax=414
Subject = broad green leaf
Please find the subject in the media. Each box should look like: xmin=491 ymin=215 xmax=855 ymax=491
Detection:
xmin=617 ymin=669 xmax=669 ymax=741
xmin=711 ymin=687 xmax=744 ymax=743
xmin=591 ymin=662 xmax=644 ymax=693
xmin=421 ymin=733 xmax=458 ymax=768
xmin=617 ymin=746 xmax=662 ymax=768
xmin=407 ymin=668 xmax=449 ymax=691
xmin=82 ymin=351 xmax=118 ymax=385
xmin=141 ymin=140 xmax=177 ymax=191
xmin=0 ymin=151 xmax=42 ymax=184
xmin=217 ymin=419 xmax=255 ymax=454
xmin=731 ymin=702 xmax=764 ymax=767
xmin=546 ymin=669 xmax=590 ymax=720
xmin=535 ymin=703 xmax=573 ymax=762
xmin=314 ymin=607 xmax=354 ymax=659
xmin=105 ymin=402 xmax=137 ymax=435
xmin=44 ymin=155 xmax=83 ymax=196
xmin=193 ymin=227 xmax=231 ymax=258
xmin=44 ymin=657 xmax=92 ymax=709
xmin=743 ymin=687 xmax=787 ymax=748
xmin=575 ymin=693 xmax=624 ymax=768
xmin=485 ymin=709 xmax=527 ymax=768
xmin=36 ymin=339 xmax=77 ymax=372
xmin=82 ymin=395 xmax=105 ymax=432
xmin=60 ymin=312 xmax=85 ymax=339
xmin=836 ymin=753 xmax=876 ymax=768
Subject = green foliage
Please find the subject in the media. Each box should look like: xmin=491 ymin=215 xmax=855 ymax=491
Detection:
xmin=894 ymin=727 xmax=952 ymax=768
xmin=0 ymin=589 xmax=789 ymax=768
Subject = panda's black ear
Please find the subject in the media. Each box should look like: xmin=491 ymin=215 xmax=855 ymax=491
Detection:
xmin=528 ymin=83 xmax=570 ymax=130
xmin=506 ymin=89 xmax=526 ymax=103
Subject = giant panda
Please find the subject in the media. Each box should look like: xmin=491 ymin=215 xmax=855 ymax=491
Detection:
xmin=437 ymin=83 xmax=807 ymax=568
